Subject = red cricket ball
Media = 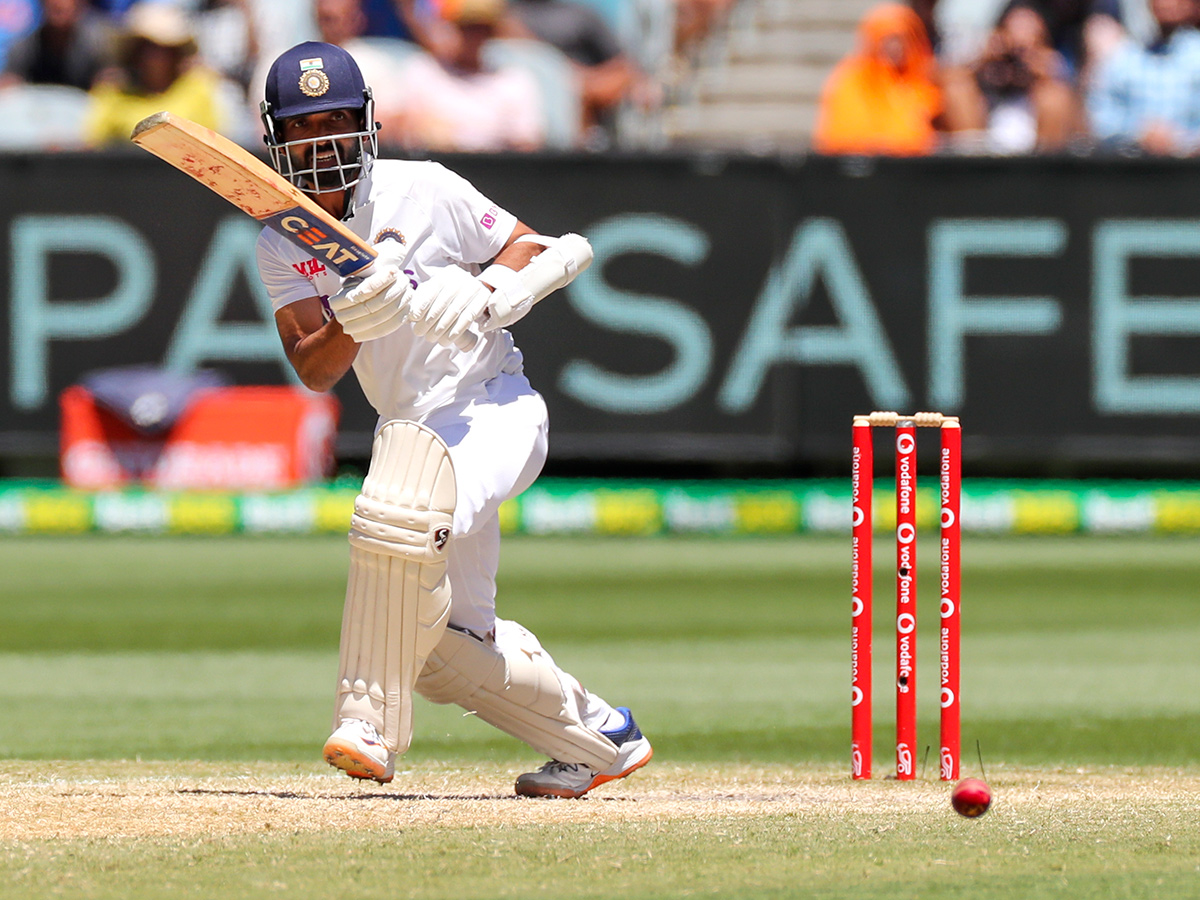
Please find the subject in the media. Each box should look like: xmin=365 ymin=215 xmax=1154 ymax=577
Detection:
xmin=950 ymin=778 xmax=992 ymax=818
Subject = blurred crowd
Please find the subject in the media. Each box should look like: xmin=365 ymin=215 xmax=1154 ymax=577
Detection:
xmin=815 ymin=0 xmax=1200 ymax=156
xmin=0 ymin=0 xmax=730 ymax=152
xmin=5 ymin=0 xmax=1198 ymax=156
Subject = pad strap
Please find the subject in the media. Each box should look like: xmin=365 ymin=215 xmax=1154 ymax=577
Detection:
xmin=348 ymin=421 xmax=456 ymax=562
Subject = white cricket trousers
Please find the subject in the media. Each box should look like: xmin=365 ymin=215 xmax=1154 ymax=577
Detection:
xmin=397 ymin=370 xmax=618 ymax=734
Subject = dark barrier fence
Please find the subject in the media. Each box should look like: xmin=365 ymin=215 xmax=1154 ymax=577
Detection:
xmin=4 ymin=150 xmax=1200 ymax=474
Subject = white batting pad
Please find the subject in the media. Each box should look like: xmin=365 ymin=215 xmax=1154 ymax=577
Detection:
xmin=335 ymin=420 xmax=457 ymax=753
xmin=416 ymin=620 xmax=619 ymax=771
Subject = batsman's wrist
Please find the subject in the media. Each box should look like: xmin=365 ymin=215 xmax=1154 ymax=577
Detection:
xmin=478 ymin=264 xmax=533 ymax=329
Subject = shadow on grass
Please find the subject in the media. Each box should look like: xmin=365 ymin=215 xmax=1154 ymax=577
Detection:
xmin=174 ymin=787 xmax=517 ymax=801
xmin=173 ymin=787 xmax=644 ymax=802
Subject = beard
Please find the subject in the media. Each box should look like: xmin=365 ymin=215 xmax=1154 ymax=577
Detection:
xmin=291 ymin=138 xmax=362 ymax=193
xmin=312 ymin=161 xmax=361 ymax=192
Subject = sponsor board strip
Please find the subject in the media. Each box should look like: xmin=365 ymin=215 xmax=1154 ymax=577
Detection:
xmin=2 ymin=479 xmax=1200 ymax=536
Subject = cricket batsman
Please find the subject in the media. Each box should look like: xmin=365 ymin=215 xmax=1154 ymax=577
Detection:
xmin=254 ymin=41 xmax=652 ymax=798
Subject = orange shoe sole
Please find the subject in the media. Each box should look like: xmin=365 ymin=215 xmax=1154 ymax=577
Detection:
xmin=323 ymin=738 xmax=393 ymax=784
xmin=516 ymin=746 xmax=654 ymax=799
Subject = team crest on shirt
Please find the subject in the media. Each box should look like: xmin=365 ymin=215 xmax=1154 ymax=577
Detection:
xmin=374 ymin=228 xmax=406 ymax=245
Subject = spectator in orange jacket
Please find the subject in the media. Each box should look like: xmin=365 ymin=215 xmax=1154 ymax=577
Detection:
xmin=814 ymin=3 xmax=942 ymax=156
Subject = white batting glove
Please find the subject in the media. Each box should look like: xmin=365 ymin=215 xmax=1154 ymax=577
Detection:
xmin=328 ymin=264 xmax=414 ymax=343
xmin=406 ymin=266 xmax=491 ymax=350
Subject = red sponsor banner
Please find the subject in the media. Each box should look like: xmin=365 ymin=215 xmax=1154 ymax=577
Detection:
xmin=60 ymin=385 xmax=339 ymax=490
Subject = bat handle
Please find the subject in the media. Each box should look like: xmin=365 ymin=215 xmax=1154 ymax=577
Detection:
xmin=454 ymin=330 xmax=479 ymax=352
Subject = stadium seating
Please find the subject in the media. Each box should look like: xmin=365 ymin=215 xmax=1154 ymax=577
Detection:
xmin=0 ymin=84 xmax=90 ymax=151
xmin=483 ymin=38 xmax=583 ymax=150
xmin=663 ymin=0 xmax=875 ymax=150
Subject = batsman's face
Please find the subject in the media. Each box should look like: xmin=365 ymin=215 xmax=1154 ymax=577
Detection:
xmin=280 ymin=108 xmax=361 ymax=182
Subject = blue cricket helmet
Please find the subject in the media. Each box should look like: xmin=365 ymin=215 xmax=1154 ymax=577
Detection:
xmin=263 ymin=41 xmax=369 ymax=121
xmin=260 ymin=42 xmax=379 ymax=195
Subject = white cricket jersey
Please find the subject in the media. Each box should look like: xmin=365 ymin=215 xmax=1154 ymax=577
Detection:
xmin=256 ymin=159 xmax=523 ymax=422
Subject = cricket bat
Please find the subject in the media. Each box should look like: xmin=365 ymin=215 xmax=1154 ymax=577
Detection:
xmin=130 ymin=111 xmax=377 ymax=278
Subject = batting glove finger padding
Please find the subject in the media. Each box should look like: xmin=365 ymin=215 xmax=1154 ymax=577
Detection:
xmin=431 ymin=284 xmax=491 ymax=347
xmin=330 ymin=264 xmax=414 ymax=343
xmin=408 ymin=266 xmax=491 ymax=349
xmin=405 ymin=267 xmax=451 ymax=325
xmin=329 ymin=266 xmax=397 ymax=313
xmin=337 ymin=301 xmax=409 ymax=343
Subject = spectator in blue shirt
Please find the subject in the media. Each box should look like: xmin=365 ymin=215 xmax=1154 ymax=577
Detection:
xmin=1088 ymin=0 xmax=1200 ymax=154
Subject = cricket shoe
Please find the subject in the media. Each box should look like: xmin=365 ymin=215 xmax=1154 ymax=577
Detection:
xmin=323 ymin=718 xmax=394 ymax=783
xmin=515 ymin=707 xmax=653 ymax=799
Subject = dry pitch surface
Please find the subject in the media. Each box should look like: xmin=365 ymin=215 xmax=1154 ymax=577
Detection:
xmin=1 ymin=761 xmax=1193 ymax=840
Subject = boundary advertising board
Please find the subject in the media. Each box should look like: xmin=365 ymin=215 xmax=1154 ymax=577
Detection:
xmin=4 ymin=152 xmax=1200 ymax=470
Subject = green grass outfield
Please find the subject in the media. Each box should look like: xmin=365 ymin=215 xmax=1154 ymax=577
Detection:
xmin=2 ymin=534 xmax=1200 ymax=898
